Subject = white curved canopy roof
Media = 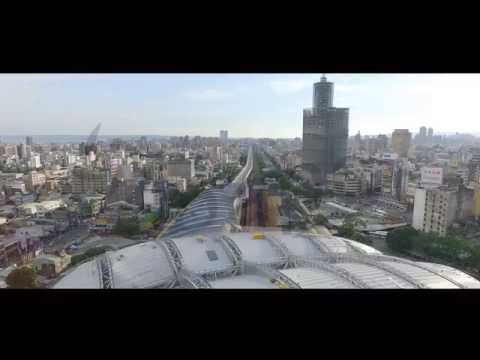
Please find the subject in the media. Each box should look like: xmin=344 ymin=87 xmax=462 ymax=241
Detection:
xmin=54 ymin=231 xmax=480 ymax=289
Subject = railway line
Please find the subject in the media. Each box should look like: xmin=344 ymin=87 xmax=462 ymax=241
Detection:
xmin=241 ymin=146 xmax=268 ymax=228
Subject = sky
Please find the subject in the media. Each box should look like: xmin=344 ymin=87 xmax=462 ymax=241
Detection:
xmin=1 ymin=73 xmax=479 ymax=138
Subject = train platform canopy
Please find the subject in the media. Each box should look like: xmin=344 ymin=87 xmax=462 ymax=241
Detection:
xmin=55 ymin=261 xmax=100 ymax=288
xmin=339 ymin=238 xmax=383 ymax=255
xmin=170 ymin=235 xmax=235 ymax=276
xmin=209 ymin=274 xmax=278 ymax=289
xmin=106 ymin=242 xmax=176 ymax=288
xmin=54 ymin=241 xmax=176 ymax=289
xmin=279 ymin=268 xmax=356 ymax=289
xmin=227 ymin=232 xmax=288 ymax=267
xmin=272 ymin=232 xmax=380 ymax=257
xmin=54 ymin=230 xmax=480 ymax=289
xmin=272 ymin=232 xmax=325 ymax=258
xmin=161 ymin=188 xmax=236 ymax=239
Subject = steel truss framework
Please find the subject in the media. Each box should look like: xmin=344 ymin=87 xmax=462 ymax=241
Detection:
xmin=186 ymin=196 xmax=233 ymax=207
xmin=293 ymin=257 xmax=371 ymax=289
xmin=162 ymin=237 xmax=239 ymax=284
xmin=185 ymin=203 xmax=234 ymax=213
xmin=177 ymin=268 xmax=212 ymax=289
xmin=331 ymin=254 xmax=426 ymax=288
xmin=175 ymin=209 xmax=235 ymax=223
xmin=371 ymin=255 xmax=466 ymax=289
xmin=163 ymin=223 xmax=231 ymax=240
xmin=201 ymin=265 xmax=239 ymax=282
xmin=242 ymin=261 xmax=301 ymax=289
xmin=96 ymin=254 xmax=114 ymax=289
xmin=305 ymin=234 xmax=333 ymax=254
xmin=220 ymin=235 xmax=243 ymax=264
xmin=218 ymin=235 xmax=242 ymax=269
xmin=265 ymin=235 xmax=292 ymax=269
xmin=160 ymin=239 xmax=183 ymax=274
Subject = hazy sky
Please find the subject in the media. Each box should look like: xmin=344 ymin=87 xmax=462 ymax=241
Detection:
xmin=1 ymin=73 xmax=479 ymax=138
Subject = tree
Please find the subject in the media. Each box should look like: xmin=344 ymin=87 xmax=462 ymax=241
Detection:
xmin=6 ymin=267 xmax=38 ymax=288
xmin=337 ymin=216 xmax=367 ymax=242
xmin=285 ymin=169 xmax=296 ymax=178
xmin=170 ymin=185 xmax=203 ymax=208
xmin=239 ymin=154 xmax=247 ymax=166
xmin=297 ymin=221 xmax=308 ymax=231
xmin=279 ymin=176 xmax=292 ymax=191
xmin=113 ymin=217 xmax=141 ymax=237
xmin=386 ymin=227 xmax=416 ymax=253
xmin=313 ymin=214 xmax=328 ymax=226
xmin=70 ymin=246 xmax=110 ymax=266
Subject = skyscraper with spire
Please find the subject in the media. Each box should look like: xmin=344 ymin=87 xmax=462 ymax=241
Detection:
xmin=302 ymin=75 xmax=349 ymax=185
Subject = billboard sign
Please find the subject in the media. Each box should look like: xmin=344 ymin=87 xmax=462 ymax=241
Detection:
xmin=381 ymin=153 xmax=398 ymax=161
xmin=421 ymin=167 xmax=443 ymax=185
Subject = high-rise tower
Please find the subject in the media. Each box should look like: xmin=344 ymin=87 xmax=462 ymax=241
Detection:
xmin=302 ymin=75 xmax=349 ymax=185
xmin=392 ymin=129 xmax=412 ymax=157
xmin=312 ymin=74 xmax=333 ymax=109
xmin=427 ymin=127 xmax=433 ymax=138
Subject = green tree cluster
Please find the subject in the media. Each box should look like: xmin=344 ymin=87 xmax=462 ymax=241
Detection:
xmin=113 ymin=217 xmax=142 ymax=237
xmin=70 ymin=246 xmax=110 ymax=266
xmin=6 ymin=267 xmax=38 ymax=288
xmin=337 ymin=216 xmax=368 ymax=243
xmin=169 ymin=186 xmax=203 ymax=208
xmin=386 ymin=226 xmax=480 ymax=271
xmin=313 ymin=214 xmax=328 ymax=226
xmin=239 ymin=154 xmax=247 ymax=166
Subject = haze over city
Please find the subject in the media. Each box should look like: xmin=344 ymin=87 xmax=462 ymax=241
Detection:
xmin=2 ymin=73 xmax=480 ymax=290
xmin=2 ymin=74 xmax=480 ymax=137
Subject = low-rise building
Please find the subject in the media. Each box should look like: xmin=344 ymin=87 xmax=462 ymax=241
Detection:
xmin=0 ymin=225 xmax=52 ymax=266
xmin=167 ymin=176 xmax=187 ymax=192
xmin=24 ymin=171 xmax=46 ymax=191
xmin=327 ymin=169 xmax=363 ymax=196
xmin=143 ymin=181 xmax=169 ymax=218
xmin=167 ymin=159 xmax=195 ymax=179
xmin=79 ymin=194 xmax=105 ymax=217
xmin=91 ymin=201 xmax=140 ymax=233
xmin=71 ymin=166 xmax=111 ymax=195
xmin=279 ymin=151 xmax=302 ymax=170
xmin=32 ymin=252 xmax=71 ymax=278
xmin=19 ymin=200 xmax=65 ymax=217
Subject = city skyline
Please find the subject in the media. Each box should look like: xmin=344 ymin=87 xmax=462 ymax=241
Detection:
xmin=3 ymin=74 xmax=480 ymax=138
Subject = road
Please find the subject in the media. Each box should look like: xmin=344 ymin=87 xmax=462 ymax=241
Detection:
xmin=45 ymin=224 xmax=90 ymax=252
xmin=67 ymin=234 xmax=139 ymax=255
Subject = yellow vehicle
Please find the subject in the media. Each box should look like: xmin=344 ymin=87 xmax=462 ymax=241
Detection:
xmin=273 ymin=279 xmax=289 ymax=289
xmin=252 ymin=232 xmax=265 ymax=240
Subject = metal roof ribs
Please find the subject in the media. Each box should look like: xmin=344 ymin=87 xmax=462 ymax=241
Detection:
xmin=294 ymin=257 xmax=369 ymax=289
xmin=160 ymin=239 xmax=184 ymax=274
xmin=373 ymin=255 xmax=466 ymax=289
xmin=96 ymin=254 xmax=114 ymax=289
xmin=177 ymin=268 xmax=212 ymax=289
xmin=242 ymin=261 xmax=301 ymax=289
xmin=334 ymin=254 xmax=425 ymax=288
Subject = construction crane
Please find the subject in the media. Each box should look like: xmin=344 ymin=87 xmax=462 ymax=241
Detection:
xmin=84 ymin=122 xmax=102 ymax=155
